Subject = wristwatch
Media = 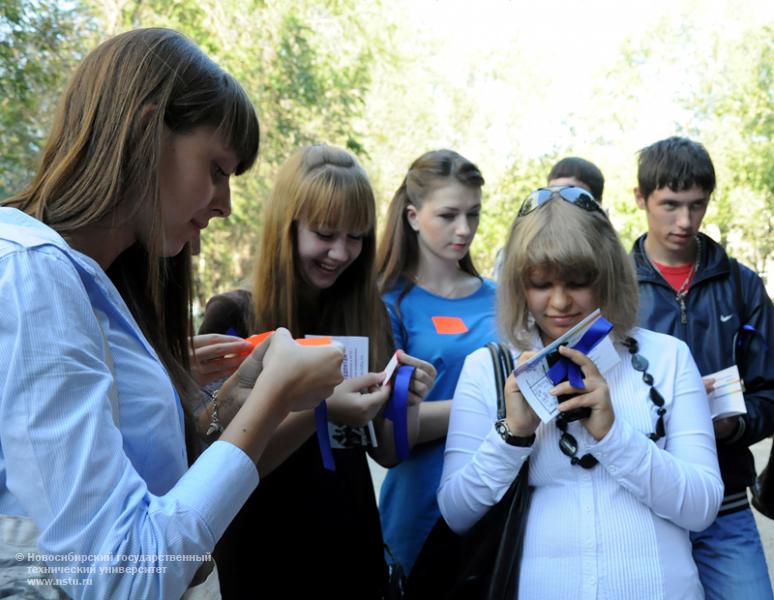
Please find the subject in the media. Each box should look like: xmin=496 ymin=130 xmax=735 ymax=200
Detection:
xmin=494 ymin=419 xmax=535 ymax=447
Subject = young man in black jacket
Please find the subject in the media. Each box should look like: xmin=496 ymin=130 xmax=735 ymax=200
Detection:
xmin=632 ymin=136 xmax=774 ymax=600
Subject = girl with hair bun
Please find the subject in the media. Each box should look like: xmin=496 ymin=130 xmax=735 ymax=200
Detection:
xmin=199 ymin=144 xmax=436 ymax=599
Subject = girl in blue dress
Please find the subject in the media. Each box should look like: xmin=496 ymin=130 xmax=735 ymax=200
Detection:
xmin=375 ymin=149 xmax=498 ymax=574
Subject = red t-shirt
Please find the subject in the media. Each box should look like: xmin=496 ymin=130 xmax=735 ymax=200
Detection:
xmin=653 ymin=261 xmax=695 ymax=292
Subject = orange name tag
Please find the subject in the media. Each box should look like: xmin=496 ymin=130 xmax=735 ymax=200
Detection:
xmin=431 ymin=316 xmax=468 ymax=334
xmin=241 ymin=332 xmax=332 ymax=355
xmin=245 ymin=332 xmax=273 ymax=347
xmin=298 ymin=336 xmax=332 ymax=346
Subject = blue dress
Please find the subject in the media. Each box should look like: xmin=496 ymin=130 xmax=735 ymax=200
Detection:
xmin=379 ymin=279 xmax=498 ymax=573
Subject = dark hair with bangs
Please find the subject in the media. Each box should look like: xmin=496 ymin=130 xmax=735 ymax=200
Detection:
xmin=637 ymin=136 xmax=715 ymax=201
xmin=499 ymin=198 xmax=639 ymax=350
xmin=251 ymin=144 xmax=391 ymax=369
xmin=4 ymin=28 xmax=260 ymax=460
xmin=376 ymin=149 xmax=485 ymax=298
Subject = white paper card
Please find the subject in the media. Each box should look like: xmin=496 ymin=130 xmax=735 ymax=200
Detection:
xmin=706 ymin=364 xmax=747 ymax=419
xmin=381 ymin=352 xmax=399 ymax=387
xmin=306 ymin=335 xmax=377 ymax=447
xmin=513 ymin=310 xmax=621 ymax=423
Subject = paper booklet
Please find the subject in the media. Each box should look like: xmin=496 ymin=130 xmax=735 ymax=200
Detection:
xmin=705 ymin=364 xmax=747 ymax=419
xmin=513 ymin=309 xmax=620 ymax=423
xmin=306 ymin=335 xmax=378 ymax=448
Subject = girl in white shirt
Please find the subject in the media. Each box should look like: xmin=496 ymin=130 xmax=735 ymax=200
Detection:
xmin=438 ymin=186 xmax=723 ymax=599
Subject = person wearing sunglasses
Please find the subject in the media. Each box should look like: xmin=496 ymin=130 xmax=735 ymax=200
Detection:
xmin=492 ymin=157 xmax=604 ymax=281
xmin=438 ymin=186 xmax=723 ymax=599
xmin=517 ymin=185 xmax=605 ymax=217
xmin=632 ymin=136 xmax=774 ymax=600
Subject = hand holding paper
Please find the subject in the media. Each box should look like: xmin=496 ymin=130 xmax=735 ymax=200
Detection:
xmin=262 ymin=329 xmax=345 ymax=412
xmin=326 ymin=373 xmax=390 ymax=426
xmin=504 ymin=365 xmax=540 ymax=437
xmin=513 ymin=310 xmax=620 ymax=424
xmin=705 ymin=365 xmax=746 ymax=420
xmin=549 ymin=345 xmax=615 ymax=441
xmin=217 ymin=328 xmax=344 ymax=426
xmin=241 ymin=331 xmax=333 ymax=355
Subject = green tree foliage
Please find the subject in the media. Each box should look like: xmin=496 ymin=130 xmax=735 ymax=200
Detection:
xmin=474 ymin=154 xmax=558 ymax=277
xmin=0 ymin=0 xmax=91 ymax=197
xmin=2 ymin=0 xmax=772 ymax=305
xmin=90 ymin=0 xmax=379 ymax=311
xmin=687 ymin=24 xmax=774 ymax=279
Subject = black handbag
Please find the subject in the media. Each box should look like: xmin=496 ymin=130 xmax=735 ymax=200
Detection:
xmin=406 ymin=342 xmax=531 ymax=600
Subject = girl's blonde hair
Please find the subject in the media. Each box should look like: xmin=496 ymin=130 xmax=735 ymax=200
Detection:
xmin=251 ymin=144 xmax=391 ymax=368
xmin=498 ymin=198 xmax=639 ymax=350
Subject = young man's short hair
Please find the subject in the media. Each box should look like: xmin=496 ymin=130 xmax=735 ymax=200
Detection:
xmin=637 ymin=136 xmax=716 ymax=200
xmin=547 ymin=156 xmax=605 ymax=202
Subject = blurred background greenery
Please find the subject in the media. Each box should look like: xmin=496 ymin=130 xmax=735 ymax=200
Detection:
xmin=1 ymin=0 xmax=772 ymax=314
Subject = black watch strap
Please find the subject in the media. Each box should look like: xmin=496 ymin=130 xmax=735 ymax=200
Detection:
xmin=495 ymin=419 xmax=535 ymax=447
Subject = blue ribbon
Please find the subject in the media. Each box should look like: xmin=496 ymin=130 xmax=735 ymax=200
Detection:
xmin=384 ymin=365 xmax=414 ymax=462
xmin=546 ymin=317 xmax=614 ymax=389
xmin=315 ymin=401 xmax=335 ymax=471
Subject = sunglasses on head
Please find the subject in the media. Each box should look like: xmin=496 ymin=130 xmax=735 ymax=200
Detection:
xmin=517 ymin=186 xmax=605 ymax=218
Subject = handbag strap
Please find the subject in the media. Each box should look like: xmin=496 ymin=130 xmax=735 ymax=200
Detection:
xmin=485 ymin=342 xmax=514 ymax=421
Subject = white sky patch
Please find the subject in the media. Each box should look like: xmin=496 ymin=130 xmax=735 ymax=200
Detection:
xmin=395 ymin=0 xmax=774 ymax=161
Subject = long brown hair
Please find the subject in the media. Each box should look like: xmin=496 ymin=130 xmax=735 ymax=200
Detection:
xmin=499 ymin=197 xmax=639 ymax=350
xmin=251 ymin=144 xmax=391 ymax=369
xmin=376 ymin=149 xmax=485 ymax=301
xmin=3 ymin=28 xmax=260 ymax=453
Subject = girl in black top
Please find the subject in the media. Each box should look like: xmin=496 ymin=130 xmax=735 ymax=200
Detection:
xmin=200 ymin=144 xmax=435 ymax=599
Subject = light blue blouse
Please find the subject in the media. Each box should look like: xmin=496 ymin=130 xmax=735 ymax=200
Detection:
xmin=0 ymin=208 xmax=259 ymax=599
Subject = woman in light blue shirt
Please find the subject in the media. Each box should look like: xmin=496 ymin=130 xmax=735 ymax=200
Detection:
xmin=0 ymin=28 xmax=344 ymax=599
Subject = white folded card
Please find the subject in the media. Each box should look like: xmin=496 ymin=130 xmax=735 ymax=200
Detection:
xmin=381 ymin=351 xmax=399 ymax=387
xmin=705 ymin=364 xmax=746 ymax=419
xmin=306 ymin=335 xmax=378 ymax=447
xmin=513 ymin=309 xmax=620 ymax=423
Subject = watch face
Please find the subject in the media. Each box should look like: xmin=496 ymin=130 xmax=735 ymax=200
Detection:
xmin=495 ymin=419 xmax=534 ymax=447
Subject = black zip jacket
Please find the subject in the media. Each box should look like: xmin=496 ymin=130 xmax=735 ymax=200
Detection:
xmin=633 ymin=233 xmax=774 ymax=510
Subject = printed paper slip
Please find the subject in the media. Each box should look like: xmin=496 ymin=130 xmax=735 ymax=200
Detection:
xmin=706 ymin=364 xmax=746 ymax=419
xmin=306 ymin=335 xmax=377 ymax=447
xmin=513 ymin=310 xmax=620 ymax=423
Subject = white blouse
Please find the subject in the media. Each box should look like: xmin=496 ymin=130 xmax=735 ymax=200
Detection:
xmin=438 ymin=328 xmax=723 ymax=600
